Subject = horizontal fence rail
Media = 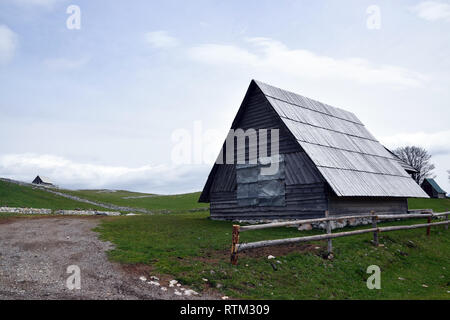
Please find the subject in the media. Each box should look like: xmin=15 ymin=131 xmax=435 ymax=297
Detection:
xmin=230 ymin=209 xmax=449 ymax=265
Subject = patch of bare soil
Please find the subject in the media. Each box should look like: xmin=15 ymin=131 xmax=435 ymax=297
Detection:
xmin=0 ymin=217 xmax=218 ymax=300
xmin=194 ymin=243 xmax=325 ymax=264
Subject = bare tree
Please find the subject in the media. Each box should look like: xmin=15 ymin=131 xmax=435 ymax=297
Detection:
xmin=393 ymin=146 xmax=435 ymax=185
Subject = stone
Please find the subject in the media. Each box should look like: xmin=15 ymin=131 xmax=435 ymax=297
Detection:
xmin=184 ymin=289 xmax=198 ymax=296
xmin=298 ymin=223 xmax=312 ymax=231
xmin=169 ymin=280 xmax=178 ymax=286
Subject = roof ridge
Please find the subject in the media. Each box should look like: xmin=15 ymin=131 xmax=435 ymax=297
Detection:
xmin=253 ymin=79 xmax=362 ymax=125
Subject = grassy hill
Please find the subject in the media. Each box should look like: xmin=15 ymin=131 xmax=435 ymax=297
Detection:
xmin=62 ymin=189 xmax=208 ymax=212
xmin=0 ymin=180 xmax=105 ymax=211
xmin=0 ymin=179 xmax=207 ymax=213
xmin=409 ymin=197 xmax=450 ymax=212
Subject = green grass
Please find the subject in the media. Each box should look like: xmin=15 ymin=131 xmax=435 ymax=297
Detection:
xmin=409 ymin=197 xmax=450 ymax=212
xmin=0 ymin=180 xmax=105 ymax=211
xmin=95 ymin=200 xmax=450 ymax=299
xmin=62 ymin=189 xmax=208 ymax=212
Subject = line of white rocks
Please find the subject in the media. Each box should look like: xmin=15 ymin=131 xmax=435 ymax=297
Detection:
xmin=0 ymin=206 xmax=121 ymax=216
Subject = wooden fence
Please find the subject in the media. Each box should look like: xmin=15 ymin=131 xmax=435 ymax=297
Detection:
xmin=230 ymin=209 xmax=450 ymax=265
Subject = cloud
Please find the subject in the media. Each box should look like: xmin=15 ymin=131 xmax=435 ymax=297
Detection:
xmin=188 ymin=37 xmax=428 ymax=87
xmin=144 ymin=31 xmax=180 ymax=48
xmin=410 ymin=1 xmax=450 ymax=21
xmin=10 ymin=0 xmax=62 ymax=7
xmin=0 ymin=25 xmax=18 ymax=64
xmin=380 ymin=130 xmax=450 ymax=156
xmin=43 ymin=57 xmax=90 ymax=70
xmin=0 ymin=153 xmax=207 ymax=193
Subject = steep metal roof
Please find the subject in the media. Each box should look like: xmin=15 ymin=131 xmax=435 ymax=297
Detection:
xmin=255 ymin=80 xmax=428 ymax=198
xmin=384 ymin=147 xmax=417 ymax=173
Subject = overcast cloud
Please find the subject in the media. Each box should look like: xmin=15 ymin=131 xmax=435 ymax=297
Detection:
xmin=0 ymin=25 xmax=17 ymax=64
xmin=0 ymin=0 xmax=449 ymax=194
xmin=189 ymin=37 xmax=429 ymax=87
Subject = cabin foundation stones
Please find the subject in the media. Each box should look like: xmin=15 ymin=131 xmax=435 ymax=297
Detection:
xmin=0 ymin=207 xmax=52 ymax=215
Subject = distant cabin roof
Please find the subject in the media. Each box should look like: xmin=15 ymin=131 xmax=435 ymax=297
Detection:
xmin=201 ymin=80 xmax=428 ymax=200
xmin=35 ymin=175 xmax=53 ymax=184
xmin=423 ymin=178 xmax=446 ymax=194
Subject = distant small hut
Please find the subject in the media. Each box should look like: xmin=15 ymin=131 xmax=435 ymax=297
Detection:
xmin=199 ymin=80 xmax=428 ymax=221
xmin=32 ymin=175 xmax=54 ymax=187
xmin=421 ymin=178 xmax=447 ymax=199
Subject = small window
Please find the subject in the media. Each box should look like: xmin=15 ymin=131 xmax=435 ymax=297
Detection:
xmin=236 ymin=155 xmax=285 ymax=207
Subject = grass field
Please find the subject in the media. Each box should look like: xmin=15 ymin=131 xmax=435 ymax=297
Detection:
xmin=0 ymin=180 xmax=105 ymax=211
xmin=94 ymin=198 xmax=450 ymax=299
xmin=62 ymin=189 xmax=208 ymax=212
xmin=409 ymin=197 xmax=450 ymax=212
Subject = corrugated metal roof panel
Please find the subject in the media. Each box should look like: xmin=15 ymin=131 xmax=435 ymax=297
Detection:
xmin=256 ymin=80 xmax=428 ymax=198
xmin=318 ymin=167 xmax=426 ymax=197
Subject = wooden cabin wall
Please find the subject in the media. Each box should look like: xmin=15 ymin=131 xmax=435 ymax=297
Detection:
xmin=210 ymin=183 xmax=327 ymax=220
xmin=421 ymin=181 xmax=434 ymax=198
xmin=328 ymin=196 xmax=408 ymax=215
xmin=223 ymin=86 xmax=301 ymax=162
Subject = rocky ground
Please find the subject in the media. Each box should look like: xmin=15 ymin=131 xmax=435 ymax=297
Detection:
xmin=0 ymin=217 xmax=217 ymax=300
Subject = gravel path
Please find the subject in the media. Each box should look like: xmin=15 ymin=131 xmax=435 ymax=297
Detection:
xmin=0 ymin=217 xmax=216 ymax=300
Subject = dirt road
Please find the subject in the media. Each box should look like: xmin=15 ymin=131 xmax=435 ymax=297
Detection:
xmin=0 ymin=217 xmax=213 ymax=300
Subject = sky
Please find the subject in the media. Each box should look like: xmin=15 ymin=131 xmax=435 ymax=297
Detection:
xmin=0 ymin=0 xmax=449 ymax=194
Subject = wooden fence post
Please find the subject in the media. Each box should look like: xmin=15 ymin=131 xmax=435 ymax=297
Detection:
xmin=231 ymin=225 xmax=240 ymax=265
xmin=325 ymin=210 xmax=332 ymax=255
xmin=371 ymin=210 xmax=379 ymax=246
xmin=426 ymin=214 xmax=431 ymax=237
xmin=446 ymin=208 xmax=449 ymax=231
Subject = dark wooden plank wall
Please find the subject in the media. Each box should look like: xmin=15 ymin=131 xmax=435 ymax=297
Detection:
xmin=222 ymin=87 xmax=302 ymax=163
xmin=211 ymin=165 xmax=236 ymax=192
xmin=210 ymin=183 xmax=327 ymax=220
xmin=328 ymin=196 xmax=408 ymax=215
